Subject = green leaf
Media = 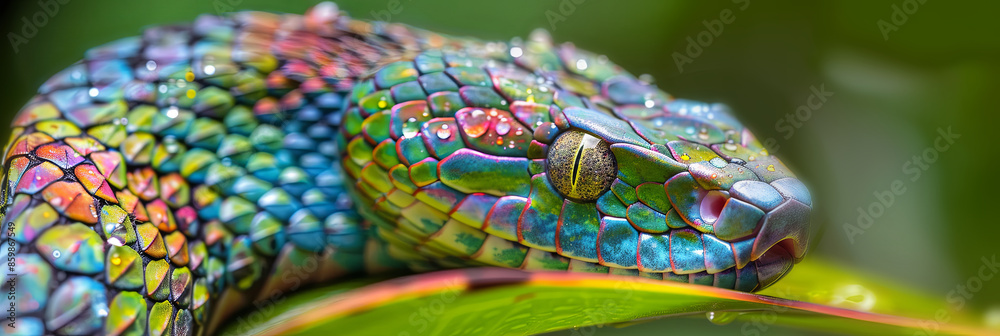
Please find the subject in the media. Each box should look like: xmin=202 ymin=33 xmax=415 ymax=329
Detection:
xmin=220 ymin=258 xmax=995 ymax=335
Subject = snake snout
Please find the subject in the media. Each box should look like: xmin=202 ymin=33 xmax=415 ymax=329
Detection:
xmin=668 ymin=166 xmax=813 ymax=276
xmin=742 ymin=177 xmax=812 ymax=262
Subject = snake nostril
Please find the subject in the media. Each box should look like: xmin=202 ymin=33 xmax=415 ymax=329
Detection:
xmin=700 ymin=190 xmax=729 ymax=224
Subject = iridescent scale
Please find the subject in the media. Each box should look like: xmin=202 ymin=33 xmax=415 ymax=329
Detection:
xmin=1 ymin=3 xmax=812 ymax=335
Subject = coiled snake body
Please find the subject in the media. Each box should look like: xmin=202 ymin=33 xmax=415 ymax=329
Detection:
xmin=1 ymin=3 xmax=813 ymax=335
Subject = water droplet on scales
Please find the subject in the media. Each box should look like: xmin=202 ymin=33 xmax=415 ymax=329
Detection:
xmin=459 ymin=109 xmax=490 ymax=138
xmin=495 ymin=119 xmax=511 ymax=136
xmin=436 ymin=124 xmax=452 ymax=139
xmin=402 ymin=117 xmax=420 ymax=138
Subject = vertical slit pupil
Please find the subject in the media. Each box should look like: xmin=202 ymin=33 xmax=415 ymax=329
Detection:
xmin=571 ymin=142 xmax=586 ymax=188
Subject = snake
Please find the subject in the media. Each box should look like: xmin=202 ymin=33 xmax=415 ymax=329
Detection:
xmin=0 ymin=2 xmax=814 ymax=335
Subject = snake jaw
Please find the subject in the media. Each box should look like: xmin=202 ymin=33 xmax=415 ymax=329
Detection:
xmin=754 ymin=241 xmax=795 ymax=290
xmin=539 ymin=103 xmax=815 ymax=291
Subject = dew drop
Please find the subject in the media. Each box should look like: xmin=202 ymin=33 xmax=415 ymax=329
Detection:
xmin=709 ymin=157 xmax=727 ymax=168
xmin=164 ymin=136 xmax=179 ymax=153
xmin=88 ymin=88 xmax=99 ymax=97
xmin=204 ymin=65 xmax=216 ymax=75
xmin=830 ymin=284 xmax=876 ymax=311
xmin=496 ymin=120 xmax=511 ymax=135
xmin=110 ymin=254 xmax=122 ymax=265
xmin=984 ymin=306 xmax=1000 ymax=329
xmin=458 ymin=109 xmax=489 ymax=138
xmin=724 ymin=143 xmax=738 ymax=151
xmin=166 ymin=106 xmax=179 ymax=119
xmin=644 ymin=99 xmax=655 ymax=108
xmin=766 ymin=164 xmax=775 ymax=172
xmin=436 ymin=124 xmax=452 ymax=139
xmin=638 ymin=73 xmax=655 ymax=84
xmin=576 ymin=59 xmax=588 ymax=70
xmin=158 ymin=84 xmax=168 ymax=93
xmin=52 ymin=250 xmax=61 ymax=259
xmin=146 ymin=60 xmax=157 ymax=71
xmin=509 ymin=47 xmax=523 ymax=58
xmin=402 ymin=117 xmax=420 ymax=138
xmin=706 ymin=311 xmax=738 ymax=325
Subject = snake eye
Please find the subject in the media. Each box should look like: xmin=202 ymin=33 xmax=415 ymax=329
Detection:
xmin=547 ymin=130 xmax=617 ymax=202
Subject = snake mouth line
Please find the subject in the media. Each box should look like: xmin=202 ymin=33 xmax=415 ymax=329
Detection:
xmin=568 ymin=226 xmax=795 ymax=292
xmin=528 ymin=208 xmax=797 ymax=292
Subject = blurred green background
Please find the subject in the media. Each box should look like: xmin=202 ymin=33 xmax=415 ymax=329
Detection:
xmin=1 ymin=0 xmax=997 ymax=334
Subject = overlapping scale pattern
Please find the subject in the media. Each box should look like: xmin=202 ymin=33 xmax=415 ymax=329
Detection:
xmin=339 ymin=15 xmax=811 ymax=296
xmin=2 ymin=6 xmax=389 ymax=335
xmin=2 ymin=2 xmax=812 ymax=335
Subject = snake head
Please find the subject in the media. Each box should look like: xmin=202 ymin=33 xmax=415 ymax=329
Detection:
xmin=538 ymin=91 xmax=813 ymax=291
xmin=345 ymin=43 xmax=813 ymax=292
